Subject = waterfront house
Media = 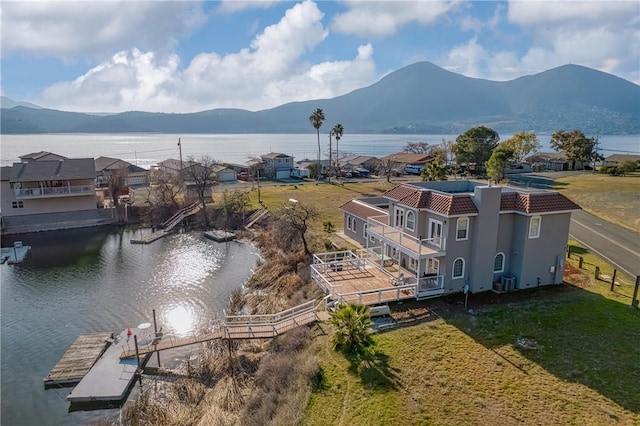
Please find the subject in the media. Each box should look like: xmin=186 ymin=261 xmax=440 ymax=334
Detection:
xmin=526 ymin=152 xmax=589 ymax=171
xmin=19 ymin=151 xmax=67 ymax=162
xmin=378 ymin=153 xmax=432 ymax=175
xmin=603 ymin=154 xmax=640 ymax=168
xmin=261 ymin=152 xmax=294 ymax=179
xmin=211 ymin=164 xmax=237 ymax=182
xmin=296 ymin=158 xmax=330 ymax=177
xmin=339 ymin=155 xmax=380 ymax=176
xmin=313 ymin=180 xmax=580 ymax=306
xmin=95 ymin=156 xmax=149 ymax=187
xmin=1 ymin=156 xmax=114 ymax=234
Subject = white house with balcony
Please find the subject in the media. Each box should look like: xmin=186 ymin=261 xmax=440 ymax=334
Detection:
xmin=1 ymin=155 xmax=114 ymax=234
xmin=312 ymin=180 xmax=580 ymax=306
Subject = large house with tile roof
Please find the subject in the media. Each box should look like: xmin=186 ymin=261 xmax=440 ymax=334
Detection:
xmin=322 ymin=180 xmax=580 ymax=302
xmin=1 ymin=154 xmax=115 ymax=234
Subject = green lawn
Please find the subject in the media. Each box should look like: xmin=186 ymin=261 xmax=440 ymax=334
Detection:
xmin=555 ymin=173 xmax=640 ymax=232
xmin=305 ymin=281 xmax=639 ymax=425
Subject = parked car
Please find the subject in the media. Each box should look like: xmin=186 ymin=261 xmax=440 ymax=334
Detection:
xmin=238 ymin=171 xmax=253 ymax=181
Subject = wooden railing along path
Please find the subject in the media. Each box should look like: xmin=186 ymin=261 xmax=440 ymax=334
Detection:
xmin=131 ymin=203 xmax=202 ymax=244
xmin=120 ymin=300 xmax=317 ymax=358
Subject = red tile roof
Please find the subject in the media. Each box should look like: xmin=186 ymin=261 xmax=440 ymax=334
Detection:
xmin=384 ymin=183 xmax=580 ymax=216
xmin=340 ymin=200 xmax=389 ymax=223
xmin=500 ymin=192 xmax=580 ymax=213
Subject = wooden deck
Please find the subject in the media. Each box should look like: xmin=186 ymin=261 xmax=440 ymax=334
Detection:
xmin=66 ymin=327 xmax=153 ymax=407
xmin=313 ymin=261 xmax=417 ymax=305
xmin=44 ymin=332 xmax=113 ymax=389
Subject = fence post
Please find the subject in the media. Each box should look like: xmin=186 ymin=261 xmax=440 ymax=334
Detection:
xmin=595 ymin=266 xmax=600 ymax=280
xmin=610 ymin=270 xmax=617 ymax=291
xmin=631 ymin=276 xmax=640 ymax=309
xmin=579 ymin=256 xmax=584 ymax=269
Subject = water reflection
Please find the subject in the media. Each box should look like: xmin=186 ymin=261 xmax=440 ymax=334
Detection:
xmin=1 ymin=228 xmax=258 ymax=426
xmin=163 ymin=304 xmax=197 ymax=337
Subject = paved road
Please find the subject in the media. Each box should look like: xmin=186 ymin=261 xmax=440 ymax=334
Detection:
xmin=569 ymin=209 xmax=640 ymax=278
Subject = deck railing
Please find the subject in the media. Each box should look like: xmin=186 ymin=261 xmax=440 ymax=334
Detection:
xmin=367 ymin=215 xmax=446 ymax=253
xmin=336 ymin=283 xmax=417 ymax=306
xmin=15 ymin=185 xmax=94 ymax=198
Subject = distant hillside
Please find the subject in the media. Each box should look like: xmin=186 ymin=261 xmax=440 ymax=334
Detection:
xmin=2 ymin=63 xmax=639 ymax=135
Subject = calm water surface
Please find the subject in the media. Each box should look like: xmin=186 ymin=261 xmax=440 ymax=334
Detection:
xmin=1 ymin=133 xmax=638 ymax=168
xmin=1 ymin=227 xmax=259 ymax=426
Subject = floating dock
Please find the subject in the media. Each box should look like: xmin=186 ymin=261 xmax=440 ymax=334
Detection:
xmin=130 ymin=230 xmax=167 ymax=244
xmin=66 ymin=327 xmax=154 ymax=409
xmin=1 ymin=241 xmax=31 ymax=264
xmin=44 ymin=332 xmax=114 ymax=389
xmin=203 ymin=230 xmax=236 ymax=242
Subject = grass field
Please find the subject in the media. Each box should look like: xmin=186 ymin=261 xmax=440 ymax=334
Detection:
xmin=305 ymin=268 xmax=640 ymax=425
xmin=243 ymin=180 xmax=398 ymax=231
xmin=554 ymin=173 xmax=640 ymax=233
xmin=237 ymin=177 xmax=640 ymax=425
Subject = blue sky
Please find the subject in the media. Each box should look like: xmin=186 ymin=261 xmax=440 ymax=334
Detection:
xmin=1 ymin=0 xmax=638 ymax=113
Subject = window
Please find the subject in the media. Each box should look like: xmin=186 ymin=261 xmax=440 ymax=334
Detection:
xmin=427 ymin=258 xmax=440 ymax=275
xmin=456 ymin=217 xmax=469 ymax=241
xmin=529 ymin=216 xmax=541 ymax=239
xmin=429 ymin=218 xmax=443 ymax=248
xmin=11 ymin=201 xmax=24 ymax=209
xmin=394 ymin=207 xmax=404 ymax=228
xmin=347 ymin=216 xmax=352 ymax=231
xmin=494 ymin=253 xmax=505 ymax=273
xmin=409 ymin=257 xmax=418 ymax=271
xmin=406 ymin=211 xmax=415 ymax=230
xmin=363 ymin=223 xmax=368 ymax=239
xmin=452 ymin=257 xmax=465 ymax=279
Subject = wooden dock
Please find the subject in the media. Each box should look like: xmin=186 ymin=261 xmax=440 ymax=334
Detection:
xmin=55 ymin=300 xmax=319 ymax=410
xmin=44 ymin=332 xmax=113 ymax=389
xmin=66 ymin=327 xmax=154 ymax=408
xmin=203 ymin=230 xmax=236 ymax=242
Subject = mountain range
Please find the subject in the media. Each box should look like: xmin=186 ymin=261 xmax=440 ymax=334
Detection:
xmin=2 ymin=62 xmax=639 ymax=135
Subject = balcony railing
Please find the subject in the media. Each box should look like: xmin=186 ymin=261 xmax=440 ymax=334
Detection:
xmin=417 ymin=274 xmax=445 ymax=298
xmin=14 ymin=185 xmax=95 ymax=198
xmin=367 ymin=215 xmax=446 ymax=256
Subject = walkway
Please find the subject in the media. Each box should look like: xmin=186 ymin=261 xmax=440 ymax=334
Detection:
xmin=131 ymin=202 xmax=202 ymax=244
xmin=121 ymin=300 xmax=318 ymax=358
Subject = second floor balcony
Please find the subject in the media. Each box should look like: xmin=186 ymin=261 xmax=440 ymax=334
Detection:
xmin=14 ymin=182 xmax=95 ymax=199
xmin=367 ymin=215 xmax=446 ymax=258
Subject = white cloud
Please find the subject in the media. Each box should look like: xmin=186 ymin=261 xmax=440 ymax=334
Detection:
xmin=506 ymin=0 xmax=640 ymax=82
xmin=441 ymin=37 xmax=487 ymax=78
xmin=217 ymin=0 xmax=281 ymax=14
xmin=38 ymin=1 xmax=379 ymax=113
xmin=459 ymin=3 xmax=503 ymax=33
xmin=332 ymin=0 xmax=459 ymax=38
xmin=440 ymin=1 xmax=640 ymax=84
xmin=1 ymin=1 xmax=206 ymax=58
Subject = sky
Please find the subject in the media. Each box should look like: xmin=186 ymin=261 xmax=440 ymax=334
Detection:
xmin=1 ymin=0 xmax=639 ymax=114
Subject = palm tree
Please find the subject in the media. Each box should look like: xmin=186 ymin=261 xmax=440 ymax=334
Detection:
xmin=332 ymin=123 xmax=344 ymax=178
xmin=329 ymin=303 xmax=375 ymax=357
xmin=309 ymin=108 xmax=325 ymax=181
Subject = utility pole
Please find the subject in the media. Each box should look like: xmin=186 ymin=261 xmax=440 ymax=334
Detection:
xmin=328 ymin=131 xmax=333 ymax=184
xmin=178 ymin=138 xmax=183 ymax=172
xmin=593 ymin=136 xmax=599 ymax=173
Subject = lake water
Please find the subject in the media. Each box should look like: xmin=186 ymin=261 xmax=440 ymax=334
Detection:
xmin=1 ymin=133 xmax=638 ymax=168
xmin=0 ymin=228 xmax=259 ymax=426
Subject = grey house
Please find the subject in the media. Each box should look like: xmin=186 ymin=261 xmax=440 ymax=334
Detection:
xmin=315 ymin=180 xmax=580 ymax=304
